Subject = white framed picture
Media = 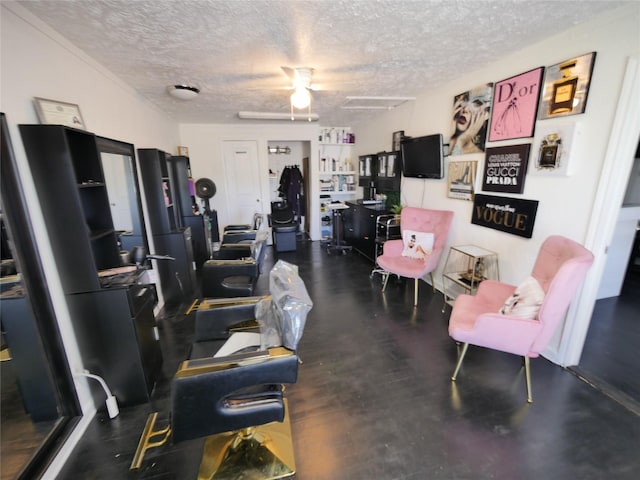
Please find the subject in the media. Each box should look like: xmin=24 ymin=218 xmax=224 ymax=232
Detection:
xmin=530 ymin=122 xmax=580 ymax=176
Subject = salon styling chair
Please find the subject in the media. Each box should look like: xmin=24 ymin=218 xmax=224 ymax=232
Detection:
xmin=201 ymin=230 xmax=268 ymax=298
xmin=131 ymin=260 xmax=312 ymax=479
xmin=221 ymin=213 xmax=264 ymax=244
xmin=269 ymin=200 xmax=298 ymax=253
xmin=448 ymin=235 xmax=594 ymax=402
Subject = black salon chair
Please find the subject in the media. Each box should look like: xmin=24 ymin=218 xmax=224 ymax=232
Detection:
xmin=269 ymin=200 xmax=298 ymax=252
xmin=222 ymin=213 xmax=263 ymax=244
xmin=201 ymin=230 xmax=268 ymax=298
xmin=131 ymin=261 xmax=312 ymax=480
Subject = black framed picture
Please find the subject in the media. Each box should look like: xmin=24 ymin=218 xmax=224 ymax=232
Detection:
xmin=488 ymin=67 xmax=544 ymax=142
xmin=471 ymin=194 xmax=539 ymax=238
xmin=482 ymin=144 xmax=531 ymax=194
xmin=538 ymin=52 xmax=596 ymax=120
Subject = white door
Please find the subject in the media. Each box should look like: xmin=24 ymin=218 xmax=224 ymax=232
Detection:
xmin=223 ymin=141 xmax=263 ymax=225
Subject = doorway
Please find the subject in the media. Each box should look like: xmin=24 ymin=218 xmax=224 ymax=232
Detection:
xmin=223 ymin=140 xmax=264 ymax=225
xmin=572 ymin=142 xmax=640 ymax=408
xmin=267 ymin=140 xmax=311 ymax=238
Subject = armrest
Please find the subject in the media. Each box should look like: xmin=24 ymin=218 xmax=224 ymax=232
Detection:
xmin=171 ymin=347 xmax=299 ymax=442
xmin=176 ymin=346 xmax=294 ymax=376
xmin=222 ymin=231 xmax=257 ymax=243
xmin=201 ymin=261 xmax=260 ymax=298
xmin=199 ymin=295 xmax=268 ymax=308
xmin=195 ymin=299 xmax=266 ymax=342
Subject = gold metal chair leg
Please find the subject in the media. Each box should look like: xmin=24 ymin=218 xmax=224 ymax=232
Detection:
xmin=451 ymin=342 xmax=469 ymax=381
xmin=130 ymin=412 xmax=172 ymax=470
xmin=524 ymin=356 xmax=533 ymax=403
xmin=414 ymin=278 xmax=419 ymax=306
xmin=198 ymin=399 xmax=296 ymax=480
xmin=382 ymin=272 xmax=390 ymax=292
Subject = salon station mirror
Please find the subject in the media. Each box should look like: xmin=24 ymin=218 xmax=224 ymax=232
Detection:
xmin=96 ymin=136 xmax=149 ymax=265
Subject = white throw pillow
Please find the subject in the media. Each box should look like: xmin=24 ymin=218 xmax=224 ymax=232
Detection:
xmin=401 ymin=230 xmax=434 ymax=260
xmin=499 ymin=276 xmax=545 ymax=319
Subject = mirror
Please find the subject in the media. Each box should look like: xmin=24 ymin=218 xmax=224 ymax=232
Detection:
xmin=96 ymin=136 xmax=149 ymax=262
xmin=1 ymin=113 xmax=80 ymax=478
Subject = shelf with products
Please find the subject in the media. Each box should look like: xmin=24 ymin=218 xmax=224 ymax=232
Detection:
xmin=442 ymin=245 xmax=499 ymax=312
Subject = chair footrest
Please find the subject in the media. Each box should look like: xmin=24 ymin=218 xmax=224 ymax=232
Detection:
xmin=130 ymin=412 xmax=172 ymax=470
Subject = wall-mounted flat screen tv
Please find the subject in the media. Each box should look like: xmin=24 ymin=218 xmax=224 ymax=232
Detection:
xmin=400 ymin=134 xmax=444 ymax=179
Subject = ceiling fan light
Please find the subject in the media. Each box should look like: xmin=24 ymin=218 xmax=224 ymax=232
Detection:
xmin=290 ymin=87 xmax=310 ymax=109
xmin=168 ymin=84 xmax=200 ymax=100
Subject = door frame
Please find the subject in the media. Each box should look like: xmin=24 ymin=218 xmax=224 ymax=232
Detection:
xmin=558 ymin=56 xmax=640 ymax=366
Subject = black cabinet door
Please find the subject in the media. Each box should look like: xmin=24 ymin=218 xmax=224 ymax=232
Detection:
xmin=153 ymin=229 xmax=196 ymax=305
xmin=67 ymin=288 xmax=160 ymax=406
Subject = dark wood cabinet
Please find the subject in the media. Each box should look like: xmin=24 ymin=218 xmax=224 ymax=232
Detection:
xmin=138 ymin=149 xmax=196 ymax=303
xmin=343 ymin=202 xmax=391 ymax=262
xmin=19 ymin=125 xmax=162 ymax=407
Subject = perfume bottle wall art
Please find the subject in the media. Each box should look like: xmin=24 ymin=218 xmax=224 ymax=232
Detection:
xmin=549 ymin=60 xmax=578 ymax=114
xmin=538 ymin=52 xmax=596 ymax=120
xmin=530 ymin=122 xmax=580 ymax=177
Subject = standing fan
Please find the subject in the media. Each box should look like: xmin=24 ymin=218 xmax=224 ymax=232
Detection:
xmin=195 ymin=178 xmax=220 ymax=253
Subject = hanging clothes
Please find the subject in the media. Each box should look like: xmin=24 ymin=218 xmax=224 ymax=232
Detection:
xmin=278 ymin=165 xmax=305 ymax=221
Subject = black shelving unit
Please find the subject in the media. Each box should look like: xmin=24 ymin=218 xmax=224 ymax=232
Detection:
xmin=358 ymin=151 xmax=401 ymax=200
xmin=138 ymin=148 xmax=196 ymax=304
xmin=19 ymin=124 xmax=162 ymax=407
xmin=169 ymin=155 xmax=208 ymax=268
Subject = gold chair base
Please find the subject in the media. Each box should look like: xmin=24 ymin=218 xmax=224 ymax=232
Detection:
xmin=198 ymin=400 xmax=295 ymax=480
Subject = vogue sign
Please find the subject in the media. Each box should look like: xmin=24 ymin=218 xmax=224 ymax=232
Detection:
xmin=471 ymin=194 xmax=539 ymax=238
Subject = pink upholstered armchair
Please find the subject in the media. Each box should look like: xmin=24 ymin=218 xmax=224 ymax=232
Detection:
xmin=377 ymin=207 xmax=454 ymax=306
xmin=448 ymin=235 xmax=594 ymax=402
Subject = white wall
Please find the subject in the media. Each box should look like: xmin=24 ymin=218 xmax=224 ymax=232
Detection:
xmin=179 ymin=123 xmax=320 ymax=234
xmin=1 ymin=4 xmax=180 ymax=474
xmin=351 ymin=4 xmax=640 ymax=361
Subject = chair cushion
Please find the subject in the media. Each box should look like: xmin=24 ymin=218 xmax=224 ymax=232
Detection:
xmin=401 ymin=230 xmax=434 ymax=259
xmin=499 ymin=276 xmax=545 ymax=319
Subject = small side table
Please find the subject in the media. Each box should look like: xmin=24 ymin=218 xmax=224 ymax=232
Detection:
xmin=326 ymin=202 xmax=352 ymax=255
xmin=442 ymin=245 xmax=499 ymax=312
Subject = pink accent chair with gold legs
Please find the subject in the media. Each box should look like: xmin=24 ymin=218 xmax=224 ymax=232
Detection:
xmin=377 ymin=207 xmax=454 ymax=306
xmin=448 ymin=235 xmax=594 ymax=403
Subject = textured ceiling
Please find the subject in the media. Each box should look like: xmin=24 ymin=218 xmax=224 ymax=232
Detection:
xmin=16 ymin=0 xmax=629 ymax=126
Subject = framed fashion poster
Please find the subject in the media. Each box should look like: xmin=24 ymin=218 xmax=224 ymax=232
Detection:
xmin=488 ymin=67 xmax=544 ymax=142
xmin=449 ymin=83 xmax=494 ymax=155
xmin=538 ymin=52 xmax=596 ymax=120
xmin=448 ymin=160 xmax=477 ymax=201
xmin=482 ymin=144 xmax=530 ymax=194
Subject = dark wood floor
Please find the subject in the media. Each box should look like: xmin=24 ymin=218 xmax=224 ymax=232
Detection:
xmin=45 ymin=241 xmax=640 ymax=478
xmin=571 ymin=266 xmax=640 ymax=411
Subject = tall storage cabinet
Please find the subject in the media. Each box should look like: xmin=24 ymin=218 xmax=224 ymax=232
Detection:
xmin=138 ymin=149 xmax=196 ymax=304
xmin=170 ymin=155 xmax=208 ymax=268
xmin=19 ymin=124 xmax=162 ymax=407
